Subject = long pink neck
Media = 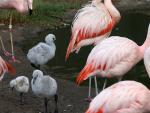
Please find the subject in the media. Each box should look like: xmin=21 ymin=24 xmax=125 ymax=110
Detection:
xmin=104 ymin=0 xmax=121 ymax=23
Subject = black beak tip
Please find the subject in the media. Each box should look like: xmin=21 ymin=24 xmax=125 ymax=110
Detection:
xmin=29 ymin=9 xmax=33 ymax=16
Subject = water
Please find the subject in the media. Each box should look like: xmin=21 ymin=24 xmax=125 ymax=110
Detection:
xmin=21 ymin=13 xmax=150 ymax=88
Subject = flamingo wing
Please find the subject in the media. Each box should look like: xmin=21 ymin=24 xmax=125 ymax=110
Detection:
xmin=28 ymin=43 xmax=45 ymax=57
xmin=38 ymin=43 xmax=50 ymax=55
xmin=27 ymin=43 xmax=50 ymax=64
xmin=66 ymin=3 xmax=114 ymax=59
xmin=85 ymin=81 xmax=150 ymax=113
xmin=0 ymin=56 xmax=16 ymax=80
xmin=76 ymin=36 xmax=138 ymax=85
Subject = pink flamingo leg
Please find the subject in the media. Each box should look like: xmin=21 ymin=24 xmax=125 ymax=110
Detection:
xmin=4 ymin=50 xmax=12 ymax=56
xmin=8 ymin=14 xmax=20 ymax=63
xmin=85 ymin=76 xmax=98 ymax=102
xmin=85 ymin=77 xmax=93 ymax=102
xmin=9 ymin=55 xmax=20 ymax=63
xmin=0 ymin=36 xmax=12 ymax=56
xmin=102 ymin=78 xmax=107 ymax=90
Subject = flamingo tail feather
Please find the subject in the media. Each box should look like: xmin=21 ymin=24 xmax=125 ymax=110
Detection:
xmin=5 ymin=62 xmax=16 ymax=75
xmin=85 ymin=108 xmax=103 ymax=113
xmin=76 ymin=64 xmax=94 ymax=85
xmin=65 ymin=36 xmax=76 ymax=60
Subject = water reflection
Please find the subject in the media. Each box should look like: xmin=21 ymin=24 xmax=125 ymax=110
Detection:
xmin=22 ymin=13 xmax=150 ymax=88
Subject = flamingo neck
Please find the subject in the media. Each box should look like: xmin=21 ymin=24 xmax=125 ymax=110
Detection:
xmin=104 ymin=0 xmax=121 ymax=23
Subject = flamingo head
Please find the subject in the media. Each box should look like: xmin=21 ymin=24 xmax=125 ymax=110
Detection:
xmin=9 ymin=79 xmax=17 ymax=92
xmin=45 ymin=34 xmax=56 ymax=45
xmin=32 ymin=70 xmax=43 ymax=78
xmin=32 ymin=70 xmax=43 ymax=84
xmin=10 ymin=79 xmax=16 ymax=88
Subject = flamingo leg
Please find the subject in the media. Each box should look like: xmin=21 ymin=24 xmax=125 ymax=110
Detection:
xmin=102 ymin=78 xmax=107 ymax=90
xmin=85 ymin=77 xmax=92 ymax=102
xmin=54 ymin=94 xmax=58 ymax=113
xmin=88 ymin=77 xmax=92 ymax=98
xmin=20 ymin=92 xmax=23 ymax=105
xmin=9 ymin=31 xmax=20 ymax=63
xmin=9 ymin=13 xmax=13 ymax=31
xmin=0 ymin=36 xmax=11 ymax=56
xmin=44 ymin=98 xmax=48 ymax=113
xmin=30 ymin=63 xmax=40 ymax=69
xmin=0 ymin=72 xmax=5 ymax=89
xmin=8 ymin=14 xmax=20 ymax=63
xmin=94 ymin=76 xmax=98 ymax=95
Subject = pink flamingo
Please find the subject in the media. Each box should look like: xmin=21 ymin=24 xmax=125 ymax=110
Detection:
xmin=85 ymin=80 xmax=150 ymax=113
xmin=76 ymin=23 xmax=150 ymax=98
xmin=66 ymin=0 xmax=121 ymax=100
xmin=0 ymin=56 xmax=16 ymax=80
xmin=0 ymin=0 xmax=33 ymax=62
xmin=66 ymin=0 xmax=121 ymax=59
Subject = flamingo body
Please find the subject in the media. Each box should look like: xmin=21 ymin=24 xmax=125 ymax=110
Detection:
xmin=77 ymin=22 xmax=150 ymax=85
xmin=0 ymin=0 xmax=33 ymax=13
xmin=31 ymin=70 xmax=58 ymax=113
xmin=77 ymin=36 xmax=142 ymax=84
xmin=86 ymin=81 xmax=150 ymax=113
xmin=72 ymin=3 xmax=114 ymax=43
xmin=10 ymin=76 xmax=29 ymax=93
xmin=66 ymin=0 xmax=121 ymax=59
xmin=27 ymin=34 xmax=56 ymax=68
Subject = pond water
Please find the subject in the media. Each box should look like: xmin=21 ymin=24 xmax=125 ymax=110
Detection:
xmin=22 ymin=13 xmax=150 ymax=89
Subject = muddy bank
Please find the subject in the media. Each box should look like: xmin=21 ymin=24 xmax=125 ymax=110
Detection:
xmin=0 ymin=25 xmax=95 ymax=113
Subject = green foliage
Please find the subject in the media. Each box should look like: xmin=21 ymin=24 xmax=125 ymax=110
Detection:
xmin=0 ymin=0 xmax=81 ymax=26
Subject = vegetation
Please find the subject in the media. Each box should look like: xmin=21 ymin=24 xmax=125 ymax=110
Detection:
xmin=0 ymin=0 xmax=86 ymax=27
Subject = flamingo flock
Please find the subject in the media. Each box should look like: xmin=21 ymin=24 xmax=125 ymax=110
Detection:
xmin=0 ymin=0 xmax=149 ymax=113
xmin=66 ymin=0 xmax=121 ymax=100
xmin=66 ymin=0 xmax=150 ymax=113
xmin=77 ymin=24 xmax=150 ymax=90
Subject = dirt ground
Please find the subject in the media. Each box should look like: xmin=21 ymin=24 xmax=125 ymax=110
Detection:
xmin=0 ymin=25 xmax=96 ymax=113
